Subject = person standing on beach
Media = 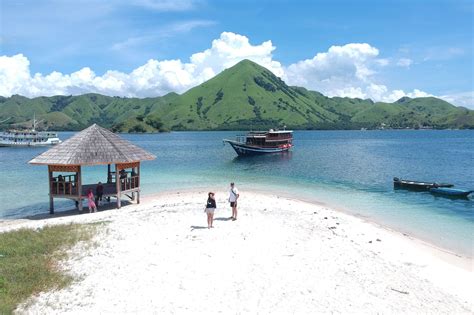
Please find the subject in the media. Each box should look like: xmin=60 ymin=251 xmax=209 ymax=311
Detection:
xmin=229 ymin=182 xmax=239 ymax=221
xmin=205 ymin=192 xmax=216 ymax=228
xmin=95 ymin=182 xmax=104 ymax=207
xmin=87 ymin=189 xmax=97 ymax=213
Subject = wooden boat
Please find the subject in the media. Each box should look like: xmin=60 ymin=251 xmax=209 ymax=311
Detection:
xmin=393 ymin=177 xmax=453 ymax=191
xmin=429 ymin=187 xmax=473 ymax=197
xmin=223 ymin=129 xmax=293 ymax=156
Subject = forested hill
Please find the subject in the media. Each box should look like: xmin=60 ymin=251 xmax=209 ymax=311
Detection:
xmin=1 ymin=59 xmax=472 ymax=132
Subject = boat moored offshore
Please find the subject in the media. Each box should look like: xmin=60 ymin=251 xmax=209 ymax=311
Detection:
xmin=393 ymin=177 xmax=453 ymax=191
xmin=0 ymin=130 xmax=62 ymax=147
xmin=223 ymin=129 xmax=293 ymax=156
xmin=0 ymin=116 xmax=61 ymax=147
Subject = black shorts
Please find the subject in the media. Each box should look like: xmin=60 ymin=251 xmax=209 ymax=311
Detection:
xmin=230 ymin=201 xmax=237 ymax=207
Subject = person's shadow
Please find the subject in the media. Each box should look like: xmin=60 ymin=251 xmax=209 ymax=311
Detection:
xmin=190 ymin=225 xmax=208 ymax=231
xmin=214 ymin=217 xmax=232 ymax=221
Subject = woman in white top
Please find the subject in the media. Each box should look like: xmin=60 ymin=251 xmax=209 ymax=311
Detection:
xmin=228 ymin=182 xmax=239 ymax=221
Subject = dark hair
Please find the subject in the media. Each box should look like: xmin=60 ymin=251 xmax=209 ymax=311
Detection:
xmin=208 ymin=192 xmax=214 ymax=197
xmin=230 ymin=182 xmax=234 ymax=185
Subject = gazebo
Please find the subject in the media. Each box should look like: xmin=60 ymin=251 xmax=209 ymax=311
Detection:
xmin=29 ymin=124 xmax=156 ymax=213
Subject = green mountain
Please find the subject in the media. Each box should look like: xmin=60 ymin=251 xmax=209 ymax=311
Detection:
xmin=0 ymin=60 xmax=472 ymax=132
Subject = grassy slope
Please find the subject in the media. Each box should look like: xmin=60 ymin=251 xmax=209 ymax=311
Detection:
xmin=166 ymin=59 xmax=340 ymax=130
xmin=0 ymin=223 xmax=98 ymax=313
xmin=0 ymin=60 xmax=472 ymax=131
xmin=350 ymin=97 xmax=471 ymax=128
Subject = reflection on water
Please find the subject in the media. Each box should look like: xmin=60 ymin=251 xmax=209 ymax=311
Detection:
xmin=231 ymin=151 xmax=293 ymax=168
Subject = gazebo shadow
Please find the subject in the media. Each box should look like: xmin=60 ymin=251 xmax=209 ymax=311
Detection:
xmin=24 ymin=200 xmax=134 ymax=221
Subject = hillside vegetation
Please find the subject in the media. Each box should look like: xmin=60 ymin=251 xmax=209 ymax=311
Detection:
xmin=0 ymin=60 xmax=472 ymax=132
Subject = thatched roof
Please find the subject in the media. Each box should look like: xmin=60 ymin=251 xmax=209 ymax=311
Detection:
xmin=29 ymin=124 xmax=156 ymax=165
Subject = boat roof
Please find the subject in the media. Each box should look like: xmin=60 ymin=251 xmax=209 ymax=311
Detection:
xmin=2 ymin=129 xmax=55 ymax=133
xmin=247 ymin=130 xmax=293 ymax=135
xmin=268 ymin=130 xmax=293 ymax=134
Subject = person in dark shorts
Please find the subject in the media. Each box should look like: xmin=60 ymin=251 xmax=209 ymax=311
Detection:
xmin=205 ymin=192 xmax=216 ymax=228
xmin=228 ymin=182 xmax=239 ymax=221
xmin=95 ymin=182 xmax=104 ymax=207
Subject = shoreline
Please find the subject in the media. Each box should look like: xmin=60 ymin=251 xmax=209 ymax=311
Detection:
xmin=142 ymin=187 xmax=474 ymax=263
xmin=2 ymin=186 xmax=472 ymax=266
xmin=3 ymin=189 xmax=471 ymax=313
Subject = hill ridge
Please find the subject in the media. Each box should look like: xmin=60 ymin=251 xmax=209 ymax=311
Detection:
xmin=0 ymin=59 xmax=472 ymax=131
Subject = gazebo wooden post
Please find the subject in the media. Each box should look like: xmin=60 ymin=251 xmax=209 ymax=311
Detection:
xmin=29 ymin=124 xmax=156 ymax=215
xmin=48 ymin=165 xmax=54 ymax=214
xmin=116 ymin=164 xmax=121 ymax=209
xmin=77 ymin=165 xmax=83 ymax=211
xmin=137 ymin=162 xmax=141 ymax=204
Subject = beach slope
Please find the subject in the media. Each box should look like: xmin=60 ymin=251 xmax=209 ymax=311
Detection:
xmin=2 ymin=191 xmax=472 ymax=314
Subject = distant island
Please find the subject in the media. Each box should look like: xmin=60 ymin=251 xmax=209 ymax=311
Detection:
xmin=1 ymin=59 xmax=473 ymax=132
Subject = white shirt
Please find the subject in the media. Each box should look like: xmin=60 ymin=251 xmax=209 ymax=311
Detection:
xmin=229 ymin=187 xmax=239 ymax=202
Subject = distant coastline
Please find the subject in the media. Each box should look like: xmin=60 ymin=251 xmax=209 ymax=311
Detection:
xmin=2 ymin=127 xmax=471 ymax=134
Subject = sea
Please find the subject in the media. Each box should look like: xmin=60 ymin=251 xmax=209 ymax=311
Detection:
xmin=0 ymin=130 xmax=473 ymax=256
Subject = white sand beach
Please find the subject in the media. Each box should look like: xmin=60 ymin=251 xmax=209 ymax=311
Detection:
xmin=2 ymin=190 xmax=473 ymax=314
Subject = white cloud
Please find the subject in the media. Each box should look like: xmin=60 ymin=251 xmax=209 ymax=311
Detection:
xmin=0 ymin=32 xmax=442 ymax=105
xmin=0 ymin=32 xmax=282 ymax=98
xmin=284 ymin=43 xmax=379 ymax=92
xmin=383 ymin=89 xmax=431 ymax=103
xmin=440 ymin=91 xmax=474 ymax=109
xmin=190 ymin=32 xmax=283 ymax=77
xmin=283 ymin=43 xmax=428 ymax=102
xmin=375 ymin=58 xmax=390 ymax=66
xmin=396 ymin=58 xmax=413 ymax=68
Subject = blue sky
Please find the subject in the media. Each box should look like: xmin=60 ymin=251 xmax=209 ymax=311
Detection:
xmin=1 ymin=0 xmax=473 ymax=107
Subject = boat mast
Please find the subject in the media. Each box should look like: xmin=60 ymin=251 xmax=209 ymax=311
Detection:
xmin=33 ymin=113 xmax=36 ymax=132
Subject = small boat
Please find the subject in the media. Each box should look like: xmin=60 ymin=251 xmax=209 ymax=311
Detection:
xmin=0 ymin=115 xmax=61 ymax=147
xmin=429 ymin=187 xmax=473 ymax=198
xmin=223 ymin=129 xmax=293 ymax=156
xmin=393 ymin=177 xmax=453 ymax=191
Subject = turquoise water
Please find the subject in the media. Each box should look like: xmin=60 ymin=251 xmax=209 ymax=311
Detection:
xmin=0 ymin=130 xmax=473 ymax=255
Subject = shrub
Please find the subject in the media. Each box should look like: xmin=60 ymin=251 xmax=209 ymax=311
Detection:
xmin=128 ymin=124 xmax=146 ymax=133
xmin=254 ymin=76 xmax=276 ymax=92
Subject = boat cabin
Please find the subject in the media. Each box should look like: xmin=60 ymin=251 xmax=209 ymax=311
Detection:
xmin=245 ymin=130 xmax=293 ymax=148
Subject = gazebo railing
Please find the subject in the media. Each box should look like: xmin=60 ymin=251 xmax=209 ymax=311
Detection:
xmin=120 ymin=175 xmax=139 ymax=191
xmin=51 ymin=175 xmax=78 ymax=196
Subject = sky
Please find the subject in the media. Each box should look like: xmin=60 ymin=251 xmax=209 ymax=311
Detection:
xmin=0 ymin=0 xmax=473 ymax=108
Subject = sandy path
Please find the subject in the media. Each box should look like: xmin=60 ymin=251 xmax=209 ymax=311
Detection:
xmin=3 ymin=190 xmax=472 ymax=314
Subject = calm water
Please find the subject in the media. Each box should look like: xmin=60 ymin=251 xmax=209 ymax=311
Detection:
xmin=0 ymin=130 xmax=473 ymax=255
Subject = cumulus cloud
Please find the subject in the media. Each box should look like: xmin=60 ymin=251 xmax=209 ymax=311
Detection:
xmin=284 ymin=43 xmax=379 ymax=93
xmin=283 ymin=43 xmax=427 ymax=103
xmin=0 ymin=32 xmax=282 ymax=98
xmin=0 ymin=32 xmax=439 ymax=104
